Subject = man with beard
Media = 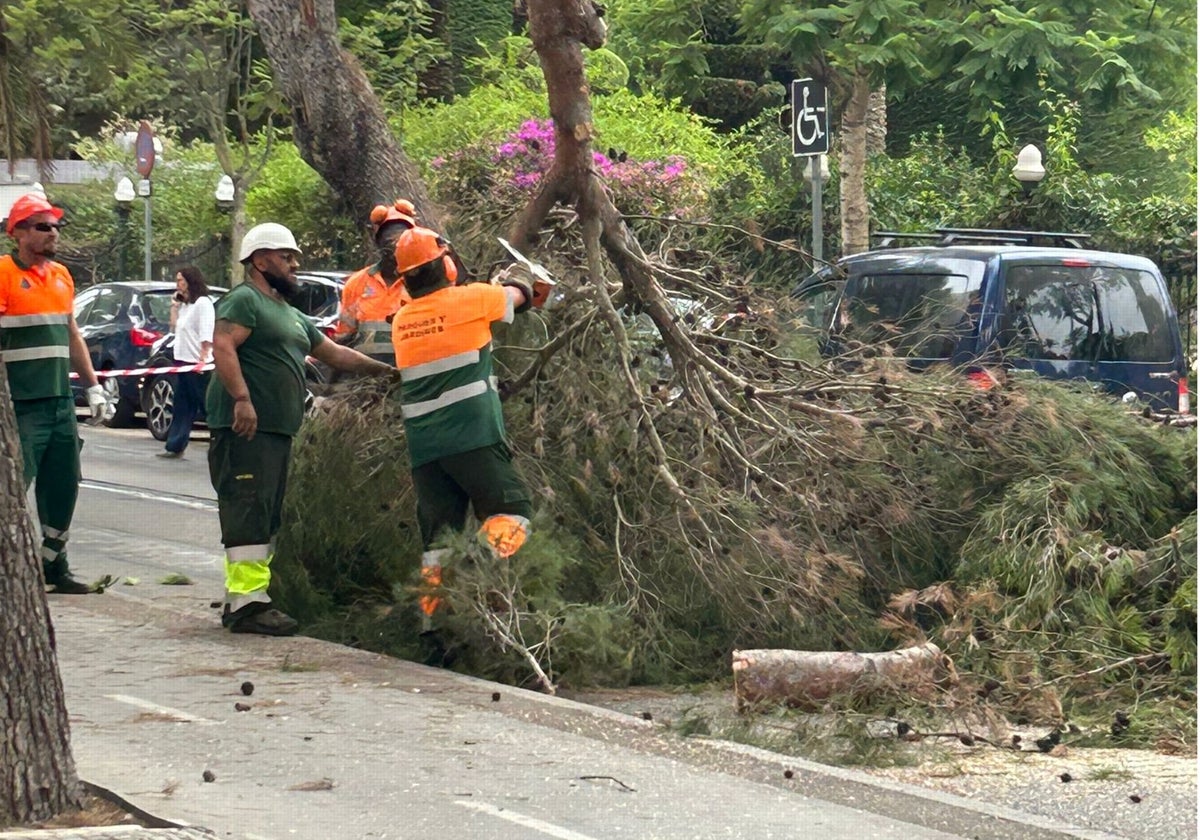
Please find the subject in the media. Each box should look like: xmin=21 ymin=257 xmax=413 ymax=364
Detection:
xmin=207 ymin=222 xmax=401 ymax=635
xmin=333 ymin=198 xmax=419 ymax=363
xmin=0 ymin=192 xmax=110 ymax=594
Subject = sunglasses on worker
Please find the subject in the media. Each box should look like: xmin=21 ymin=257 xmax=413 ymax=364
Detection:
xmin=20 ymin=221 xmax=66 ymax=232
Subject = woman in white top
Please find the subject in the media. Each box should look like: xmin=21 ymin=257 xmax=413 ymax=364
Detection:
xmin=158 ymin=266 xmax=215 ymax=458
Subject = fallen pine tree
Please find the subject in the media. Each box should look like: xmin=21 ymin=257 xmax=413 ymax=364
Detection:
xmin=265 ymin=0 xmax=1194 ymax=740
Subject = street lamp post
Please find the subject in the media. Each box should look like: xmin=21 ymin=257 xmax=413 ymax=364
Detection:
xmin=214 ymin=174 xmax=235 ymax=209
xmin=113 ymin=177 xmax=135 ymax=280
xmin=214 ymin=175 xmax=236 ymax=284
xmin=137 ymin=178 xmax=153 ymax=281
xmin=803 ymin=153 xmax=830 ymax=263
xmin=1011 ymin=144 xmax=1046 ymax=229
xmin=1012 ymin=144 xmax=1046 ymax=195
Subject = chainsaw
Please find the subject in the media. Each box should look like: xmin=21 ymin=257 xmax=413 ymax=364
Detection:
xmin=497 ymin=237 xmax=555 ymax=308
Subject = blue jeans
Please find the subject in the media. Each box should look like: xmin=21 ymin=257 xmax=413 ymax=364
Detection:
xmin=165 ymin=367 xmax=208 ymax=454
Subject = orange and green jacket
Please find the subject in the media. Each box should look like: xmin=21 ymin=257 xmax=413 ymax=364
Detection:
xmin=335 ymin=263 xmax=410 ymax=362
xmin=0 ymin=254 xmax=75 ymax=400
xmin=391 ymin=283 xmax=514 ymax=467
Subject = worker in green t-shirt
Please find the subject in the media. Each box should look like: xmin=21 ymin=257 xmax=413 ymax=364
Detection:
xmin=207 ymin=222 xmax=400 ymax=636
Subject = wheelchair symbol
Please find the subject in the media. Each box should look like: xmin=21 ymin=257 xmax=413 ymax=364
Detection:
xmin=795 ymin=86 xmax=826 ymax=148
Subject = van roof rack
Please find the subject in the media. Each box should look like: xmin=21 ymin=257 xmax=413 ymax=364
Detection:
xmin=871 ymin=228 xmax=1091 ymax=250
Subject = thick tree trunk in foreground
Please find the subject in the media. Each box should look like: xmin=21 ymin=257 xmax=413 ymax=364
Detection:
xmin=0 ymin=366 xmax=82 ymax=824
xmin=245 ymin=0 xmax=442 ymax=230
xmin=732 ymin=643 xmax=956 ymax=711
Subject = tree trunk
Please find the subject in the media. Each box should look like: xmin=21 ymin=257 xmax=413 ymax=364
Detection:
xmin=418 ymin=0 xmax=456 ymax=102
xmin=245 ymin=0 xmax=443 ymax=231
xmin=838 ymin=68 xmax=872 ymax=257
xmin=0 ymin=366 xmax=82 ymax=824
xmin=731 ymin=643 xmax=956 ymax=711
xmin=866 ymin=84 xmax=887 ymax=157
xmin=510 ymin=0 xmax=609 ymax=251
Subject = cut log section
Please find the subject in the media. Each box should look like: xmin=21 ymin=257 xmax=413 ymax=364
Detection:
xmin=732 ymin=643 xmax=957 ymax=711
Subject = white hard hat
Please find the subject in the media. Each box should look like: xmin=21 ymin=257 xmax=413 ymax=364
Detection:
xmin=238 ymin=222 xmax=301 ymax=262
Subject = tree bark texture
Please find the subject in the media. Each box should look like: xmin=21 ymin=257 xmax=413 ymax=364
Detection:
xmin=245 ymin=0 xmax=442 ymax=230
xmin=732 ymin=643 xmax=957 ymax=711
xmin=0 ymin=365 xmax=82 ymax=825
xmin=510 ymin=0 xmax=609 ymax=251
xmin=838 ymin=68 xmax=872 ymax=258
xmin=866 ymin=84 xmax=887 ymax=157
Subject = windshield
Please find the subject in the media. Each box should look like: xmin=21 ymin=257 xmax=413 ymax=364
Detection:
xmin=140 ymin=290 xmax=176 ymax=326
xmin=834 ymin=273 xmax=980 ymax=359
xmin=999 ymin=265 xmax=1175 ymax=362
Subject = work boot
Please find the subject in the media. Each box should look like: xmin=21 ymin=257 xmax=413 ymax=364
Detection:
xmin=45 ymin=572 xmax=93 ymax=595
xmin=224 ymin=603 xmax=298 ymax=636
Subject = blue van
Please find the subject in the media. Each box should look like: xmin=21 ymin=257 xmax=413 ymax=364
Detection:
xmin=792 ymin=229 xmax=1189 ymax=411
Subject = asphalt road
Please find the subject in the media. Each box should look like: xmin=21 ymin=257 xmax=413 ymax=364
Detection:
xmin=41 ymin=420 xmax=1141 ymax=840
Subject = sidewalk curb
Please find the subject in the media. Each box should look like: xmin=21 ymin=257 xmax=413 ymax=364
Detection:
xmin=80 ymin=782 xmax=211 ymax=834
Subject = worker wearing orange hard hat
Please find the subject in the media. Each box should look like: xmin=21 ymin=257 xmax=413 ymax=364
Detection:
xmin=1 ymin=192 xmax=112 ymax=594
xmin=389 ymin=226 xmax=546 ymax=623
xmin=334 ymin=199 xmax=429 ymax=363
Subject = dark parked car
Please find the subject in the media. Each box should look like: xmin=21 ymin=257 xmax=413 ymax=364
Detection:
xmin=791 ymin=229 xmax=1189 ymax=411
xmin=288 ymin=270 xmax=350 ymax=336
xmin=139 ymin=271 xmax=349 ymax=440
xmin=71 ymin=281 xmax=217 ymax=427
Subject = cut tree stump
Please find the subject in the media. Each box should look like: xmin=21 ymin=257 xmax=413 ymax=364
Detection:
xmin=732 ymin=643 xmax=957 ymax=711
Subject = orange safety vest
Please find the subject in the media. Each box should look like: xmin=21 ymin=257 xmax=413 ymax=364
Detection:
xmin=0 ymin=255 xmax=75 ymax=400
xmin=335 ymin=264 xmax=410 ymax=362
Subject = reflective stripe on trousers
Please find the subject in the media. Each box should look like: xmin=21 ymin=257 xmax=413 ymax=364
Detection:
xmin=1 ymin=344 xmax=70 ymax=362
xmin=419 ymin=548 xmax=451 ymax=617
xmin=224 ymin=542 xmax=273 ymax=612
xmin=479 ymin=514 xmax=530 ymax=558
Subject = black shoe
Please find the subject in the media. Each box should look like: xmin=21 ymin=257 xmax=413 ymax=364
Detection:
xmin=46 ymin=574 xmax=93 ymax=595
xmin=228 ymin=607 xmax=298 ymax=636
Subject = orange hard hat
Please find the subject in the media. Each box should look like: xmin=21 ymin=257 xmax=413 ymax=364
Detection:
xmin=5 ymin=193 xmax=64 ymax=236
xmin=394 ymin=226 xmax=458 ymax=283
xmin=369 ymin=198 xmax=417 ymax=241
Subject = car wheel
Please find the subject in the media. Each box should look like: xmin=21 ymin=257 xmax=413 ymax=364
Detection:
xmin=145 ymin=376 xmax=175 ymax=442
xmin=101 ymin=375 xmax=138 ymax=428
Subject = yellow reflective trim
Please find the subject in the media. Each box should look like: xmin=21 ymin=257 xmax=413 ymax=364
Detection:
xmin=224 ymin=555 xmax=272 ymax=599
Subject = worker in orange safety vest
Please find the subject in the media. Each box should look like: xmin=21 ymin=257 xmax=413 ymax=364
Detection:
xmin=389 ymin=227 xmax=547 ymax=623
xmin=0 ymin=192 xmax=112 ymax=593
xmin=334 ymin=199 xmax=421 ymax=363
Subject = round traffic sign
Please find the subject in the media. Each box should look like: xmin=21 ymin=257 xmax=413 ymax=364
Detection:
xmin=135 ymin=121 xmax=156 ymax=178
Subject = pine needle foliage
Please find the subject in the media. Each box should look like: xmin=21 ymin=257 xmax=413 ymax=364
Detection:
xmin=270 ymin=384 xmax=420 ymax=623
xmin=273 ymin=266 xmax=1194 ymax=719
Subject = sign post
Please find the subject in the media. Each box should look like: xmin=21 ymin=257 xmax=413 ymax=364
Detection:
xmin=135 ymin=122 xmax=156 ymax=282
xmin=790 ymin=79 xmax=829 ymax=262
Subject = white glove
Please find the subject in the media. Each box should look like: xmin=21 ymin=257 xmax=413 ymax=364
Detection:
xmin=85 ymin=384 xmax=110 ymax=421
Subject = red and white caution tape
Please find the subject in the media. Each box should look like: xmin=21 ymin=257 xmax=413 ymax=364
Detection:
xmin=69 ymin=362 xmax=215 ymax=380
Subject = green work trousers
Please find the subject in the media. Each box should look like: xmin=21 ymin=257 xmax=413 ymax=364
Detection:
xmin=14 ymin=396 xmax=82 ymax=580
xmin=207 ymin=429 xmax=292 ymax=615
xmin=412 ymin=442 xmax=532 ymax=549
